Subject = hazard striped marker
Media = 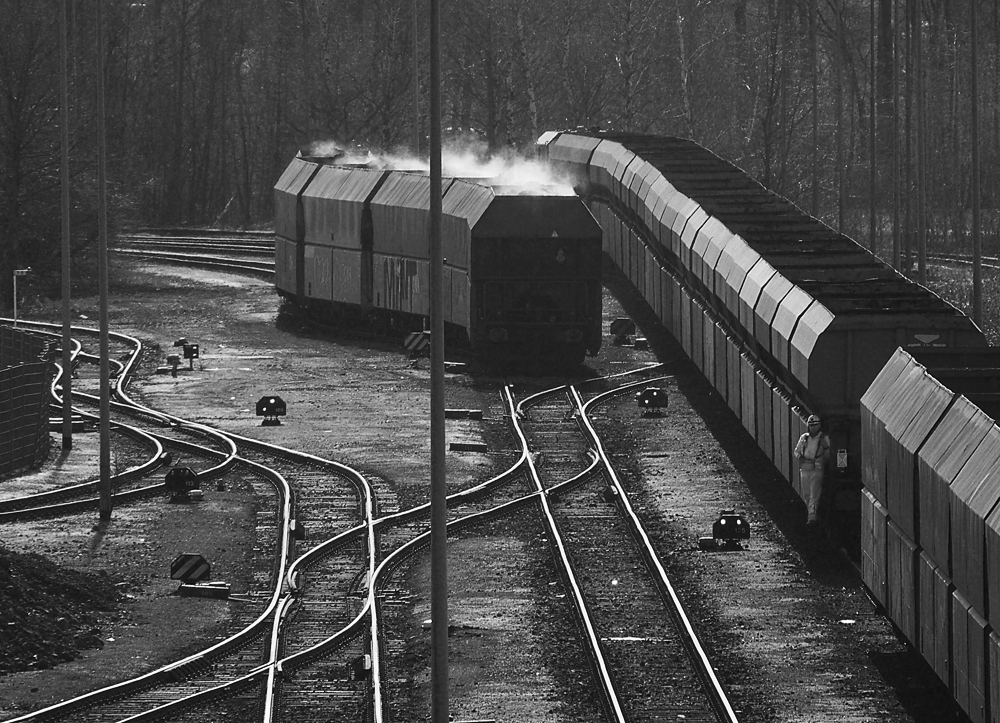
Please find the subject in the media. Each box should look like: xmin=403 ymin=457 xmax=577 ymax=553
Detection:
xmin=405 ymin=331 xmax=430 ymax=356
xmin=170 ymin=553 xmax=211 ymax=583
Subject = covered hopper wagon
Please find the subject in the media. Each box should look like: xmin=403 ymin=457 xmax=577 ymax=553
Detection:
xmin=274 ymin=155 xmax=604 ymax=367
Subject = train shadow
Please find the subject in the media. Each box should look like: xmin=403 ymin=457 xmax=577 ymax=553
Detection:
xmin=868 ymin=649 xmax=967 ymax=722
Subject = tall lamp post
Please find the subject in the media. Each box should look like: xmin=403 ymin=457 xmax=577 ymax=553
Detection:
xmin=13 ymin=268 xmax=32 ymax=327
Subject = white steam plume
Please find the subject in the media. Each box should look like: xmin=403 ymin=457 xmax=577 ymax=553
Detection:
xmin=306 ymin=136 xmax=576 ymax=194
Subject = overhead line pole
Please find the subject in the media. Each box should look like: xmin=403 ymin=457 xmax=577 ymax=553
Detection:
xmin=413 ymin=0 xmax=420 ymax=155
xmin=892 ymin=0 xmax=901 ymax=270
xmin=97 ymin=0 xmax=112 ymax=521
xmin=914 ymin=0 xmax=926 ymax=284
xmin=971 ymin=0 xmax=983 ymax=326
xmin=60 ymin=0 xmax=73 ymax=451
xmin=428 ymin=0 xmax=448 ymax=722
xmin=811 ymin=0 xmax=819 ymax=218
xmin=836 ymin=8 xmax=845 ymax=233
xmin=869 ymin=0 xmax=876 ymax=253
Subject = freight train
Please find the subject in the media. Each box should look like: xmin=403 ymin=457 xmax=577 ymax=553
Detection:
xmin=536 ymin=129 xmax=985 ymax=533
xmin=273 ymin=154 xmax=603 ymax=367
xmin=536 ymin=128 xmax=996 ymax=721
xmin=863 ymin=347 xmax=1000 ymax=723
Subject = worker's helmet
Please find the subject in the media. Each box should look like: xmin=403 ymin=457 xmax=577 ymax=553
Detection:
xmin=807 ymin=415 xmax=821 ymax=425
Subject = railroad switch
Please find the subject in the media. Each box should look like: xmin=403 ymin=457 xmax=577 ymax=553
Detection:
xmin=256 ymin=395 xmax=287 ymax=426
xmin=636 ymin=387 xmax=669 ymax=415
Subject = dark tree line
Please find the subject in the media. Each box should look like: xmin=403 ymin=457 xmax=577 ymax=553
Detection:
xmin=2 ymin=0 xmax=999 ymax=304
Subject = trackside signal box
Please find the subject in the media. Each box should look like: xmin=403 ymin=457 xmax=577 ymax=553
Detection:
xmin=256 ymin=396 xmax=287 ymax=426
xmin=166 ymin=467 xmax=200 ymax=501
xmin=712 ymin=510 xmax=750 ymax=547
xmin=636 ymin=387 xmax=668 ymax=415
xmin=182 ymin=343 xmax=199 ymax=369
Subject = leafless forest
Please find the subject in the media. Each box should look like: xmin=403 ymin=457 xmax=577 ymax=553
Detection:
xmin=1 ymin=0 xmax=998 ymax=305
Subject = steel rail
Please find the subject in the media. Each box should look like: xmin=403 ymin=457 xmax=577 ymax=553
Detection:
xmin=123 ymin=227 xmax=274 ymax=240
xmin=0 ymin=324 xmax=172 ymax=518
xmin=928 ymin=251 xmax=1000 ymax=270
xmin=507 ymin=384 xmax=629 ymax=723
xmin=514 ymin=361 xmax=665 ymax=417
xmin=8 ymin=320 xmax=250 ymax=465
xmin=226 ymin=434 xmax=377 ymax=722
xmin=114 ymin=247 xmax=275 ymax=266
xmin=9 ymin=319 xmax=163 ymax=421
xmin=365 ymin=487 xmax=542 ymax=723
xmin=114 ymin=247 xmax=275 ymax=278
xmin=70 ymin=439 xmax=373 ymax=723
xmin=573 ymin=380 xmax=741 ymax=723
xmin=3 ymin=319 xmax=306 ymax=723
xmin=0 ymin=428 xmax=235 ymax=522
xmin=272 ymin=388 xmax=534 ymax=721
xmin=113 ymin=670 xmax=268 ymax=723
xmin=118 ymin=235 xmax=273 ymax=251
xmin=257 ymin=374 xmax=650 ymax=721
xmin=4 ymin=453 xmax=293 ymax=723
xmin=4 ymin=410 xmax=294 ymax=723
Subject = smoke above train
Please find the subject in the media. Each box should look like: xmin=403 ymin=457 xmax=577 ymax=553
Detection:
xmin=305 ymin=138 xmax=577 ymax=196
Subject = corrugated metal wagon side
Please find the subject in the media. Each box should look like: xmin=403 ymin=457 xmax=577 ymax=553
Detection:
xmin=273 ymin=156 xmax=320 ymax=302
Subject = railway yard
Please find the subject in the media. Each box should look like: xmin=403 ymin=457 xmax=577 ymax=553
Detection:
xmin=0 ymin=256 xmax=962 ymax=722
xmin=5 ymin=0 xmax=1000 ymax=711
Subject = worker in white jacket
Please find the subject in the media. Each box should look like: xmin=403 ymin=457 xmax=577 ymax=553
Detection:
xmin=794 ymin=414 xmax=830 ymax=526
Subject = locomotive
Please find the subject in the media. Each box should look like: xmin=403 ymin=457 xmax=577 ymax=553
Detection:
xmin=536 ymin=129 xmax=985 ymax=533
xmin=273 ymin=154 xmax=603 ymax=367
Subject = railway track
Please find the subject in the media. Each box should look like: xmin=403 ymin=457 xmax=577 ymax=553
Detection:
xmin=928 ymin=250 xmax=1000 ymax=271
xmin=115 ymin=230 xmax=275 ymax=279
xmin=5 ymin=265 xmax=744 ymax=723
xmin=3 ymin=333 xmax=743 ymax=721
xmin=512 ymin=372 xmax=739 ymax=723
xmin=1 ymin=168 xmax=951 ymax=721
xmin=1 ymin=323 xmax=290 ymax=722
